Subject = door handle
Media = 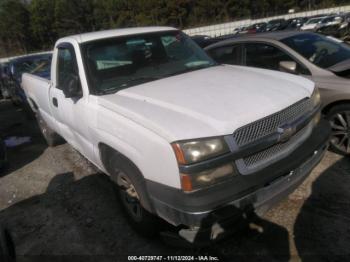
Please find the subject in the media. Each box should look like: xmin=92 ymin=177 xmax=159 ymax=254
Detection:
xmin=52 ymin=97 xmax=58 ymax=107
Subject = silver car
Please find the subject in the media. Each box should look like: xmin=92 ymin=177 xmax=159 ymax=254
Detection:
xmin=206 ymin=31 xmax=350 ymax=155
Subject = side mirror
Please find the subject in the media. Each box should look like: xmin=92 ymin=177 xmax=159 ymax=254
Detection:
xmin=62 ymin=74 xmax=82 ymax=98
xmin=279 ymin=61 xmax=297 ymax=74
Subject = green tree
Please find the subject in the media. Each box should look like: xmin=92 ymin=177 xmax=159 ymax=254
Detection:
xmin=53 ymin=0 xmax=95 ymax=37
xmin=29 ymin=0 xmax=57 ymax=49
xmin=0 ymin=0 xmax=31 ymax=56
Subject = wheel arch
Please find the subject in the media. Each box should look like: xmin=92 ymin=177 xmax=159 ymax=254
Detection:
xmin=98 ymin=143 xmax=155 ymax=213
xmin=322 ymin=100 xmax=350 ymax=116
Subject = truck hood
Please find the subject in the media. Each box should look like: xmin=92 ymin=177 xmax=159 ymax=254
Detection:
xmin=97 ymin=65 xmax=314 ymax=142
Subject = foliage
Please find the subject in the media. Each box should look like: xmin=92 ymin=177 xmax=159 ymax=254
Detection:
xmin=0 ymin=0 xmax=348 ymax=57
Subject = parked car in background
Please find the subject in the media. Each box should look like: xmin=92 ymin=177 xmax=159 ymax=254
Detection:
xmin=285 ymin=17 xmax=308 ymax=30
xmin=245 ymin=22 xmax=267 ymax=34
xmin=206 ymin=31 xmax=350 ymax=155
xmin=7 ymin=53 xmax=52 ymax=105
xmin=0 ymin=63 xmax=10 ymax=99
xmin=317 ymin=15 xmax=344 ymax=31
xmin=301 ymin=17 xmax=326 ymax=31
xmin=232 ymin=26 xmax=248 ymax=35
xmin=191 ymin=35 xmax=220 ymax=48
xmin=266 ymin=18 xmax=287 ymax=31
xmin=22 ymin=27 xmax=329 ymax=241
xmin=316 ymin=15 xmax=349 ymax=39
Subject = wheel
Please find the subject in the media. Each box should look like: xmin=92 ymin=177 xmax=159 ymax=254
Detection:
xmin=326 ymin=104 xmax=350 ymax=155
xmin=36 ymin=112 xmax=63 ymax=147
xmin=108 ymin=153 xmax=159 ymax=237
xmin=0 ymin=227 xmax=15 ymax=262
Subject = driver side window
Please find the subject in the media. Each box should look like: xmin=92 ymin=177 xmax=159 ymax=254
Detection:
xmin=57 ymin=47 xmax=79 ymax=90
xmin=243 ymin=43 xmax=311 ymax=75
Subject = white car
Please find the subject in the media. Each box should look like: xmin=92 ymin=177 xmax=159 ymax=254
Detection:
xmin=301 ymin=17 xmax=326 ymax=31
xmin=22 ymin=27 xmax=330 ymax=243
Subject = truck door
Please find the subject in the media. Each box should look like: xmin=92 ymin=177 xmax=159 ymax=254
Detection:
xmin=49 ymin=43 xmax=94 ymax=161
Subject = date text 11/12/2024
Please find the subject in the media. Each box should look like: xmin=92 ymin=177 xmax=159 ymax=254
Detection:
xmin=128 ymin=255 xmax=220 ymax=261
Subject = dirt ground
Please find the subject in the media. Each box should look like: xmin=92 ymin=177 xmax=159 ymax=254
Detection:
xmin=0 ymin=100 xmax=350 ymax=262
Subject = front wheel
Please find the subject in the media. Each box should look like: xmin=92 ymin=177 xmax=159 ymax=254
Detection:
xmin=115 ymin=169 xmax=160 ymax=237
xmin=326 ymin=104 xmax=350 ymax=155
xmin=107 ymin=152 xmax=160 ymax=237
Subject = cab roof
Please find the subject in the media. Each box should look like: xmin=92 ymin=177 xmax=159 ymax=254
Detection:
xmin=63 ymin=27 xmax=178 ymax=44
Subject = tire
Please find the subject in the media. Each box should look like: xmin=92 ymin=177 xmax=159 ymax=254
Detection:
xmin=36 ymin=112 xmax=63 ymax=147
xmin=107 ymin=152 xmax=160 ymax=237
xmin=326 ymin=104 xmax=350 ymax=156
xmin=0 ymin=227 xmax=15 ymax=262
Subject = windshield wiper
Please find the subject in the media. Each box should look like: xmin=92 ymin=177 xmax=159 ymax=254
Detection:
xmin=120 ymin=76 xmax=160 ymax=88
xmin=165 ymin=63 xmax=218 ymax=78
xmin=97 ymin=76 xmax=160 ymax=95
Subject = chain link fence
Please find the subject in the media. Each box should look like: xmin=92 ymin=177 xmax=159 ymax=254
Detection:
xmin=184 ymin=5 xmax=350 ymax=37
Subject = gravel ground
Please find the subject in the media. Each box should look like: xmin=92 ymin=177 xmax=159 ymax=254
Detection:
xmin=0 ymin=100 xmax=349 ymax=262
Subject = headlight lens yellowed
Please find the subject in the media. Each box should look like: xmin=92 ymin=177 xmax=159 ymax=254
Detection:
xmin=172 ymin=137 xmax=230 ymax=165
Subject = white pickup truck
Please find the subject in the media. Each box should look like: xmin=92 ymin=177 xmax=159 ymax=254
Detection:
xmin=22 ymin=27 xmax=330 ymax=243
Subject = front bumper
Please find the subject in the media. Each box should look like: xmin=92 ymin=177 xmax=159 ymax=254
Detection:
xmin=146 ymin=120 xmax=330 ymax=231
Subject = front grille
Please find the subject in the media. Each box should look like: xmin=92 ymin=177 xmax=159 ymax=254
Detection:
xmin=242 ymin=123 xmax=312 ymax=169
xmin=233 ymin=98 xmax=313 ymax=147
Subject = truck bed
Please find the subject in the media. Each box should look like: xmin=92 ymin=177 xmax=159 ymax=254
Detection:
xmin=21 ymin=73 xmax=52 ymax=122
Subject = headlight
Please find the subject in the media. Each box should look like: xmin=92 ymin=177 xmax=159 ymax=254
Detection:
xmin=181 ymin=163 xmax=236 ymax=192
xmin=171 ymin=137 xmax=230 ymax=165
xmin=311 ymin=88 xmax=321 ymax=108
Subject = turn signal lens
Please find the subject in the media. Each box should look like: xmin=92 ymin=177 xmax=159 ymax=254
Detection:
xmin=181 ymin=163 xmax=235 ymax=192
xmin=180 ymin=174 xmax=193 ymax=192
xmin=171 ymin=143 xmax=186 ymax=165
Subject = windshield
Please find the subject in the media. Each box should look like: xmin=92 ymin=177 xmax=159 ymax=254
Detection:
xmin=281 ymin=33 xmax=350 ymax=69
xmin=82 ymin=31 xmax=216 ymax=95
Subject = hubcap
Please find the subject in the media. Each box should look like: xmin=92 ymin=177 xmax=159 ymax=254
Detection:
xmin=330 ymin=111 xmax=350 ymax=154
xmin=117 ymin=172 xmax=142 ymax=222
xmin=38 ymin=118 xmax=48 ymax=139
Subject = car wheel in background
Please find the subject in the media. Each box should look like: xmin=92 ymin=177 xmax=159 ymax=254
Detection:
xmin=326 ymin=104 xmax=350 ymax=155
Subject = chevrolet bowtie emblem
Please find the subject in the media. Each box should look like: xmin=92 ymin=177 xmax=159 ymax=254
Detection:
xmin=278 ymin=125 xmax=297 ymax=143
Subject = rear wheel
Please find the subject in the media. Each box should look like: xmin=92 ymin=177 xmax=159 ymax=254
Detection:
xmin=326 ymin=104 xmax=350 ymax=155
xmin=36 ymin=112 xmax=63 ymax=147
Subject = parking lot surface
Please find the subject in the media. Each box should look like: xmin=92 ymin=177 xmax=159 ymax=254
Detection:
xmin=0 ymin=100 xmax=349 ymax=261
